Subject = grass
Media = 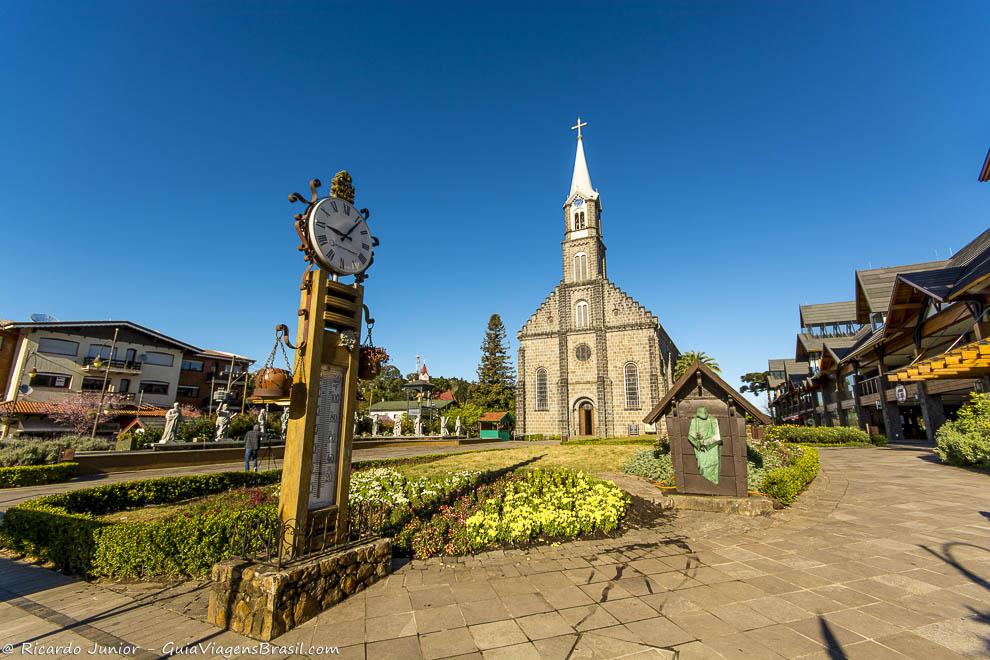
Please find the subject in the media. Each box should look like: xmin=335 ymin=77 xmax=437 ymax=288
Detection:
xmin=392 ymin=442 xmax=647 ymax=480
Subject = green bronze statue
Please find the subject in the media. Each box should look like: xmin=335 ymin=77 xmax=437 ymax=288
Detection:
xmin=687 ymin=406 xmax=722 ymax=484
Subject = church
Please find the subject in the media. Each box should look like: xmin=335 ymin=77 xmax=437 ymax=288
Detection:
xmin=516 ymin=120 xmax=679 ymax=439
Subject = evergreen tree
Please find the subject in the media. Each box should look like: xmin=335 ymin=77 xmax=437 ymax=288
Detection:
xmin=472 ymin=314 xmax=516 ymax=411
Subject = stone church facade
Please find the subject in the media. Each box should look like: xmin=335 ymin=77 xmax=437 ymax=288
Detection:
xmin=516 ymin=124 xmax=679 ymax=439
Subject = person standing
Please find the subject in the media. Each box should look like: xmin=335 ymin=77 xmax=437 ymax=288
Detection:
xmin=243 ymin=424 xmax=261 ymax=472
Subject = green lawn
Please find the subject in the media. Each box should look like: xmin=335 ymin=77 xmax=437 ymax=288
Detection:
xmin=392 ymin=440 xmax=651 ymax=480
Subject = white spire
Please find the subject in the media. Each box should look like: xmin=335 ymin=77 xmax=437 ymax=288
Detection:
xmin=569 ymin=116 xmax=594 ymax=198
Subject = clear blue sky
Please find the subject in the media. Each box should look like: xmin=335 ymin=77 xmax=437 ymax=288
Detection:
xmin=1 ymin=1 xmax=987 ymax=404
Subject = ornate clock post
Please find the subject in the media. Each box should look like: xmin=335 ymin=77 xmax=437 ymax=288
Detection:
xmin=278 ymin=171 xmax=379 ymax=556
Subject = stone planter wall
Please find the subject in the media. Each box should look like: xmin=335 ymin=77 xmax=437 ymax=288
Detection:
xmin=207 ymin=537 xmax=391 ymax=640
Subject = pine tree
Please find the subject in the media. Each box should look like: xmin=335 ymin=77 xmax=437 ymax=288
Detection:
xmin=472 ymin=314 xmax=516 ymax=411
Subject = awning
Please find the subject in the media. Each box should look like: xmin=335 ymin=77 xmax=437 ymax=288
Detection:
xmin=888 ymin=339 xmax=990 ymax=382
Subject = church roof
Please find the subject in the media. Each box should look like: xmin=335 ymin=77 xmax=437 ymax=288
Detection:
xmin=569 ymin=135 xmax=595 ymax=199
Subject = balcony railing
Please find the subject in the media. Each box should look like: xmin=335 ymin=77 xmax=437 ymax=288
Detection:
xmin=855 ymin=375 xmax=884 ymax=399
xmin=82 ymin=357 xmax=143 ymax=372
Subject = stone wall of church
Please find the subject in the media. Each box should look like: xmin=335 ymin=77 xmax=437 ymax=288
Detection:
xmin=603 ymin=326 xmax=663 ymax=437
xmin=516 ymin=335 xmax=563 ymax=437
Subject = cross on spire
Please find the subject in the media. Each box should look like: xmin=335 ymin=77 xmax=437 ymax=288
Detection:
xmin=571 ymin=116 xmax=587 ymax=139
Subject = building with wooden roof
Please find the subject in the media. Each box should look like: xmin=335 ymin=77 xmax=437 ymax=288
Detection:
xmin=767 ymin=226 xmax=990 ymax=442
xmin=0 ymin=319 xmax=253 ymax=437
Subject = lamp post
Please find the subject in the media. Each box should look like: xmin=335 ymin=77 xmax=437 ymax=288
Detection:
xmin=90 ymin=327 xmax=120 ymax=440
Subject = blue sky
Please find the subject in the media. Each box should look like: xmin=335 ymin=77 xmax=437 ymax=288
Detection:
xmin=1 ymin=1 xmax=987 ymax=404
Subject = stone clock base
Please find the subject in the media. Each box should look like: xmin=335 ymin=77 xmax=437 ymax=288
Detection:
xmin=207 ymin=537 xmax=391 ymax=640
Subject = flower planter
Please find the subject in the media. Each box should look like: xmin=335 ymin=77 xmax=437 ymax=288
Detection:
xmin=359 ymin=346 xmax=389 ymax=380
xmin=253 ymin=368 xmax=291 ymax=399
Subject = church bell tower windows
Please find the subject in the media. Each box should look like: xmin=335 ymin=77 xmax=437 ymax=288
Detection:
xmin=573 ymin=210 xmax=586 ymax=230
xmin=574 ymin=253 xmax=588 ymax=281
xmin=575 ymin=300 xmax=590 ymax=329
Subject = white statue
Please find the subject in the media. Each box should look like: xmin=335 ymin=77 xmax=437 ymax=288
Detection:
xmin=214 ymin=403 xmax=231 ymax=442
xmin=394 ymin=414 xmax=403 ymax=437
xmin=440 ymin=415 xmax=449 ymax=437
xmin=414 ymin=413 xmax=423 ymax=436
xmin=371 ymin=416 xmax=379 ymax=436
xmin=160 ymin=403 xmax=182 ymax=444
xmin=258 ymin=407 xmax=268 ymax=435
xmin=280 ymin=407 xmax=290 ymax=441
xmin=454 ymin=416 xmax=462 ymax=437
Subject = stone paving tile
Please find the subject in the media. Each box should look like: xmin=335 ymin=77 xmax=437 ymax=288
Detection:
xmin=623 ymin=615 xmax=694 ymax=647
xmin=514 ymin=611 xmax=574 ymax=640
xmin=599 ymin=596 xmax=660 ymax=623
xmin=558 ymin=604 xmax=621 ymax=631
xmin=531 ymin=633 xmax=578 ymax=659
xmin=458 ymin=598 xmax=512 ymax=626
xmin=500 ymin=591 xmax=553 ymax=617
xmin=666 ymin=610 xmax=739 ymax=639
xmin=538 ymin=585 xmax=596 ymax=609
xmin=708 ymin=601 xmax=775 ymax=631
xmin=415 ymin=603 xmax=465 ymax=633
xmin=364 ymin=611 xmax=416 ymax=642
xmin=467 ymin=619 xmax=528 ymax=650
xmin=877 ymin=631 xmax=970 ymax=659
xmin=367 ymin=635 xmax=422 ymax=660
xmin=702 ymin=631 xmax=787 ymax=659
xmin=419 ymin=627 xmax=478 ymax=659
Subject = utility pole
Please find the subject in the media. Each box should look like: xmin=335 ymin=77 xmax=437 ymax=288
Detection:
xmin=90 ymin=327 xmax=120 ymax=440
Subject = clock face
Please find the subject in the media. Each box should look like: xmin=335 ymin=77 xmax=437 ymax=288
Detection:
xmin=307 ymin=196 xmax=373 ymax=275
xmin=573 ymin=197 xmax=585 ymax=207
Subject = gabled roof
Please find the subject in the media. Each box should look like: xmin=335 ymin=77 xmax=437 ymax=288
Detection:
xmin=1 ymin=320 xmax=201 ymax=353
xmin=795 ymin=333 xmax=859 ymax=362
xmin=767 ymin=358 xmax=809 ymax=388
xmin=479 ymin=411 xmax=510 ymax=422
xmin=799 ymin=301 xmax=857 ymax=327
xmin=980 ymin=146 xmax=990 ymax=182
xmin=194 ymin=348 xmax=255 ymax=363
xmin=368 ymin=399 xmax=453 ymax=412
xmin=643 ymin=361 xmax=771 ymax=426
xmin=854 ymin=261 xmax=947 ymax=323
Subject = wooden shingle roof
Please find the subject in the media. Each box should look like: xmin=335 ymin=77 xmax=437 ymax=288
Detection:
xmin=643 ymin=361 xmax=771 ymax=426
xmin=798 ymin=301 xmax=857 ymax=327
xmin=854 ymin=261 xmax=947 ymax=323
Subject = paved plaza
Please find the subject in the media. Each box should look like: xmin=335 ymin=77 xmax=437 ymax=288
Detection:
xmin=1 ymin=445 xmax=988 ymax=659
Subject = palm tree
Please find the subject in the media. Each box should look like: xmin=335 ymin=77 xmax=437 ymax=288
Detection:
xmin=673 ymin=351 xmax=720 ymax=381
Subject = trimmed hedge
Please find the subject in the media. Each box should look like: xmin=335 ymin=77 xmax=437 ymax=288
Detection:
xmin=766 ymin=424 xmax=869 ymax=445
xmin=0 ymin=469 xmax=280 ymax=576
xmin=761 ymin=447 xmax=820 ymax=505
xmin=0 ymin=462 xmax=78 ymax=489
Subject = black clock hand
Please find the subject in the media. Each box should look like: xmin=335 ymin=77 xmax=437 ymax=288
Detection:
xmin=340 ymin=221 xmax=361 ymax=241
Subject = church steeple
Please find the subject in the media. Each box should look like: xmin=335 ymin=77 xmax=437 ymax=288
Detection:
xmin=562 ymin=117 xmax=606 ymax=283
xmin=569 ymin=117 xmax=594 ymax=198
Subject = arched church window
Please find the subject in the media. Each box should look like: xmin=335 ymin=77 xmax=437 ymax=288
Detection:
xmin=624 ymin=362 xmax=640 ymax=409
xmin=574 ymin=211 xmax=585 ymax=230
xmin=535 ymin=368 xmax=549 ymax=410
xmin=573 ymin=253 xmax=588 ymax=281
xmin=575 ymin=300 xmax=589 ymax=329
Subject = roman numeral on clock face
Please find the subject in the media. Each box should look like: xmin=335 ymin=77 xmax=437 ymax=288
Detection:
xmin=361 ymin=243 xmax=370 ymax=250
xmin=329 ymin=201 xmax=338 ymax=212
xmin=358 ymin=254 xmax=367 ymax=264
xmin=316 ymin=234 xmax=328 ymax=246
xmin=315 ymin=220 xmax=326 ymax=228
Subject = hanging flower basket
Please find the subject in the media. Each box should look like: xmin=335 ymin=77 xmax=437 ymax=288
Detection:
xmin=359 ymin=346 xmax=389 ymax=380
xmin=254 ymin=367 xmax=292 ymax=399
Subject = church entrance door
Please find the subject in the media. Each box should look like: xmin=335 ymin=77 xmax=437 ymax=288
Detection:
xmin=579 ymin=402 xmax=594 ymax=436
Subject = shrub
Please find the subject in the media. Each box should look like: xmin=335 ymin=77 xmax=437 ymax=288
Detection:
xmin=0 ymin=436 xmax=113 ymax=466
xmin=760 ymin=447 xmax=820 ymax=505
xmin=869 ymin=434 xmax=888 ymax=447
xmin=622 ymin=449 xmax=673 ymax=483
xmin=766 ymin=424 xmax=869 ymax=445
xmin=0 ymin=463 xmax=78 ymax=488
xmin=934 ymin=393 xmax=990 ymax=468
xmin=0 ymin=470 xmax=281 ymax=575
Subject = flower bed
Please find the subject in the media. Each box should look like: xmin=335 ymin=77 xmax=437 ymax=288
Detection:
xmin=622 ymin=437 xmax=818 ymax=505
xmin=396 ymin=469 xmax=628 ymax=558
xmin=0 ymin=462 xmax=79 ymax=488
xmin=1 ymin=462 xmax=630 ymax=576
